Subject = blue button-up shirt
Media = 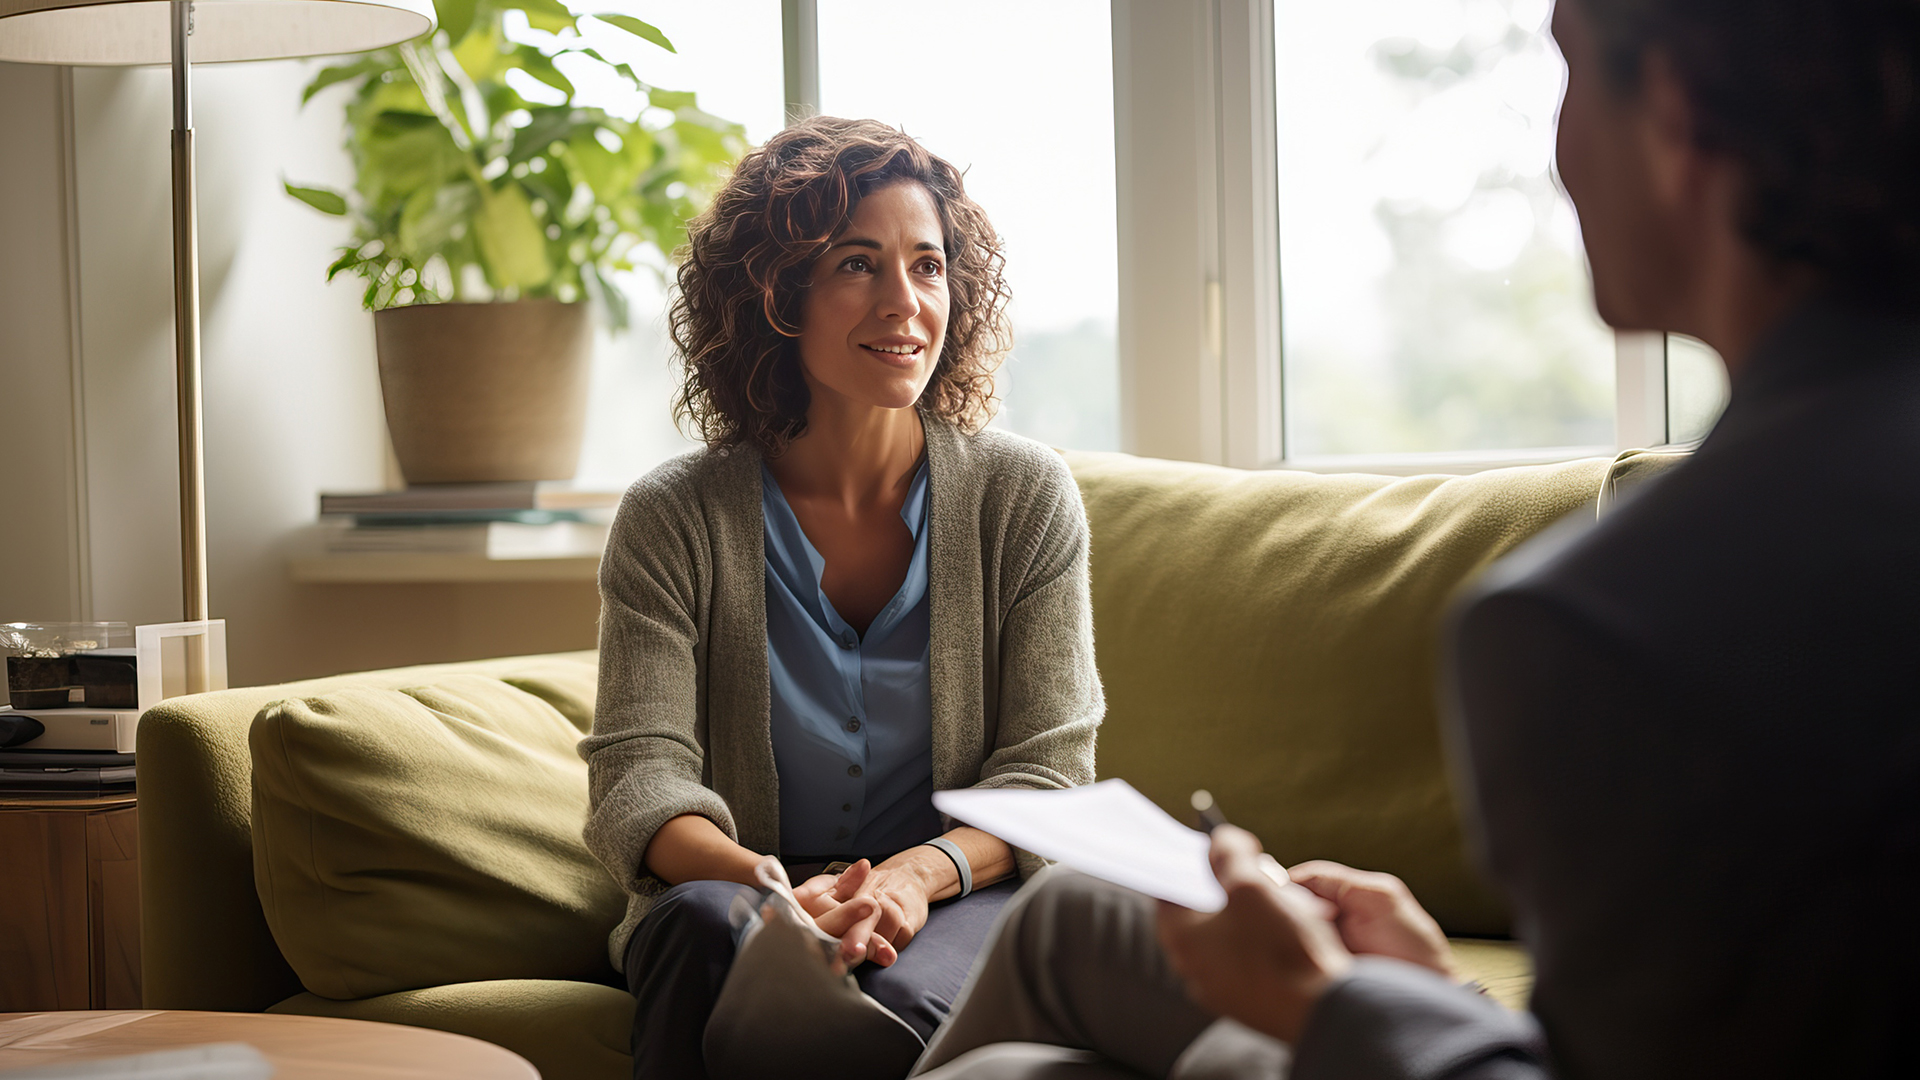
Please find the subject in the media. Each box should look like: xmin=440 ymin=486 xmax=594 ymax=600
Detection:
xmin=762 ymin=460 xmax=943 ymax=861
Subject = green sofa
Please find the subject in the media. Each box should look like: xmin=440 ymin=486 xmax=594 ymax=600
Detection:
xmin=138 ymin=447 xmax=1681 ymax=1080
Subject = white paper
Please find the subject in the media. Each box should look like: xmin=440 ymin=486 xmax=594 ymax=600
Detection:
xmin=934 ymin=779 xmax=1226 ymax=912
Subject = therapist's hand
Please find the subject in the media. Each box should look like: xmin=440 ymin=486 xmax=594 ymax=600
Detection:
xmin=1286 ymin=860 xmax=1456 ymax=978
xmin=1157 ymin=825 xmax=1353 ymax=1045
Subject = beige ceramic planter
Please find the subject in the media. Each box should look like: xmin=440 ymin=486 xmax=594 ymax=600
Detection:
xmin=373 ymin=300 xmax=592 ymax=484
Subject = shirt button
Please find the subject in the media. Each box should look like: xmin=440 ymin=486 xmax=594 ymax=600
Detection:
xmin=835 ymin=826 xmax=850 ymax=840
xmin=847 ymin=764 xmax=863 ymax=778
xmin=839 ymin=632 xmax=857 ymax=649
xmin=842 ymin=803 xmax=853 ymax=812
xmin=846 ymin=718 xmax=861 ymax=732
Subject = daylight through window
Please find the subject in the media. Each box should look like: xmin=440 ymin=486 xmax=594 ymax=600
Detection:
xmin=818 ymin=0 xmax=1121 ymax=451
xmin=1275 ymin=0 xmax=1615 ymax=459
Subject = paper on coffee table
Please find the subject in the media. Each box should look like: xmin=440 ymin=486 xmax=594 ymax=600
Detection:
xmin=933 ymin=779 xmax=1226 ymax=912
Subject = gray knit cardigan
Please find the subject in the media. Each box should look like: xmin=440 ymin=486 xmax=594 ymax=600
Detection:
xmin=580 ymin=419 xmax=1103 ymax=968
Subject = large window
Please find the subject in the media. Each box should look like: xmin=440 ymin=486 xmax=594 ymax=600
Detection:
xmin=565 ymin=0 xmax=1732 ymax=487
xmin=1273 ymin=0 xmax=1615 ymax=460
xmin=816 ymin=0 xmax=1121 ymax=451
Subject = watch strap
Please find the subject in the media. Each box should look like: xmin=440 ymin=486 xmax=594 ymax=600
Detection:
xmin=921 ymin=837 xmax=972 ymax=899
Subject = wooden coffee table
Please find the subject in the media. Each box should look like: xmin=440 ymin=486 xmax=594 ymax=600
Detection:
xmin=0 ymin=1011 xmax=538 ymax=1078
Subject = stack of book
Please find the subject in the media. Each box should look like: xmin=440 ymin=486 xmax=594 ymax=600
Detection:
xmin=318 ymin=482 xmax=620 ymax=559
xmin=0 ymin=747 xmax=135 ymax=795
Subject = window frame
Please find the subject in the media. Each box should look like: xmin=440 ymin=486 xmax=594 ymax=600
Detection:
xmin=783 ymin=0 xmax=1695 ymax=472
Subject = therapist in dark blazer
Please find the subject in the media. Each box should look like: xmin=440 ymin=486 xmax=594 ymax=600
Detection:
xmin=906 ymin=0 xmax=1920 ymax=1077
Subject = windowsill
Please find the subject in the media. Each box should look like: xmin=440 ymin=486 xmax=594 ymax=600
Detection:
xmin=288 ymin=552 xmax=600 ymax=584
xmin=1274 ymin=445 xmax=1618 ymax=477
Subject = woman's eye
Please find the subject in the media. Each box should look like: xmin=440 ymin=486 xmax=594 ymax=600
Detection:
xmin=918 ymin=259 xmax=944 ymax=277
xmin=843 ymin=256 xmax=871 ymax=273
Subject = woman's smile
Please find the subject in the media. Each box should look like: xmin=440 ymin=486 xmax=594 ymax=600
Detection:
xmin=861 ymin=337 xmax=928 ymax=366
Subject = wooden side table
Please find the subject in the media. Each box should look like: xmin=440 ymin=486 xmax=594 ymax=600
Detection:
xmin=0 ymin=792 xmax=140 ymax=1011
xmin=0 ymin=1011 xmax=538 ymax=1078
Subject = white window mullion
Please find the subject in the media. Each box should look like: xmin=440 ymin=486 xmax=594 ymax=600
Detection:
xmin=782 ymin=0 xmax=819 ymax=125
xmin=1213 ymin=0 xmax=1283 ymax=469
xmin=1614 ymin=331 xmax=1668 ymax=450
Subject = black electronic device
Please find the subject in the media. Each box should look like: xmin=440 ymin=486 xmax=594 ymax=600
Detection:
xmin=0 ymin=712 xmax=46 ymax=747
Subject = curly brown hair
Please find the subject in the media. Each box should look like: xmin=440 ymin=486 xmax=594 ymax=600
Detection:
xmin=669 ymin=116 xmax=1012 ymax=456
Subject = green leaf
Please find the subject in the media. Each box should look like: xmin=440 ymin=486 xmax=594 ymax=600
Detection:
xmin=302 ymin=56 xmax=386 ymax=105
xmin=515 ymin=46 xmax=577 ymax=98
xmin=519 ymin=163 xmax=573 ymax=214
xmin=399 ymin=181 xmax=480 ymax=253
xmin=646 ymin=86 xmax=696 ymax=110
xmin=473 ymin=181 xmax=554 ymax=289
xmin=593 ymin=13 xmax=674 ymax=52
xmin=515 ymin=0 xmax=578 ymax=34
xmin=508 ymin=106 xmax=581 ymax=164
xmin=583 ymin=262 xmax=630 ymax=330
xmin=563 ymin=131 xmax=620 ymax=197
xmin=285 ymin=181 xmax=349 ymax=215
xmin=574 ymin=47 xmax=643 ymax=87
xmin=435 ymin=0 xmax=479 ymax=44
xmin=356 ymin=114 xmax=467 ymax=206
xmin=352 ymin=79 xmax=435 ymax=125
xmin=451 ymin=21 xmax=511 ymax=82
xmin=326 ymin=247 xmax=364 ymax=281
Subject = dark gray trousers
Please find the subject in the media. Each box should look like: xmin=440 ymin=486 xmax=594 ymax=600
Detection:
xmin=624 ymin=877 xmax=1020 ymax=1080
xmin=912 ymin=869 xmax=1290 ymax=1080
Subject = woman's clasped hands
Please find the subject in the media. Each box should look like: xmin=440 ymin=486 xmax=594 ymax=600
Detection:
xmin=794 ymin=857 xmax=935 ymax=970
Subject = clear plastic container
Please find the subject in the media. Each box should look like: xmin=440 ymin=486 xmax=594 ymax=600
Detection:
xmin=2 ymin=622 xmax=135 ymax=709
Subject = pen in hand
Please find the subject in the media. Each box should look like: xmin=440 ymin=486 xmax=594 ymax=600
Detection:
xmin=1190 ymin=789 xmax=1294 ymax=890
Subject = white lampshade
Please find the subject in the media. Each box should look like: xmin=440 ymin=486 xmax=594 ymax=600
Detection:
xmin=0 ymin=0 xmax=436 ymax=65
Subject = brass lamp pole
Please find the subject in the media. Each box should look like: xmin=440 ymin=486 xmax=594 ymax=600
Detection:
xmin=170 ymin=0 xmax=207 ymax=620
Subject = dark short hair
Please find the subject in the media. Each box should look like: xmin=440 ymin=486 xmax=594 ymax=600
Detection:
xmin=1576 ymin=0 xmax=1920 ymax=306
xmin=669 ymin=116 xmax=1011 ymax=456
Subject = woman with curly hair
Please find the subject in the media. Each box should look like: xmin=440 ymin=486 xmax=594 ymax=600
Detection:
xmin=580 ymin=115 xmax=1101 ymax=1080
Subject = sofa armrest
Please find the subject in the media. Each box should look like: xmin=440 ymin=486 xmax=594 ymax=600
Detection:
xmin=139 ymin=695 xmax=303 ymax=1011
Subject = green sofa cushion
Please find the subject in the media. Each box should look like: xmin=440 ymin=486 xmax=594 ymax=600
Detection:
xmin=270 ymin=979 xmax=633 ymax=1080
xmin=250 ymin=674 xmax=626 ymax=1000
xmin=1066 ymin=450 xmax=1612 ymax=935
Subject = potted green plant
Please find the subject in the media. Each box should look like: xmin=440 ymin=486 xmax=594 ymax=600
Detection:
xmin=287 ymin=0 xmax=746 ymax=484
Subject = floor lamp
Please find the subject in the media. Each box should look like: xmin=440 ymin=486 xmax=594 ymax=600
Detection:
xmin=0 ymin=0 xmax=434 ymax=630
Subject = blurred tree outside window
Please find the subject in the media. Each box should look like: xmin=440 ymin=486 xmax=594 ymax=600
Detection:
xmin=1275 ymin=0 xmax=1617 ymax=458
xmin=818 ymin=0 xmax=1121 ymax=452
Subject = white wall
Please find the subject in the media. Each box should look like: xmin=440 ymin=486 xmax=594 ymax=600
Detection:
xmin=0 ymin=64 xmax=87 ymax=624
xmin=1 ymin=59 xmax=599 ymax=685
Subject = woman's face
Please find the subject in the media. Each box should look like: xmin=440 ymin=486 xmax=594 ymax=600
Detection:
xmin=795 ymin=180 xmax=951 ymax=415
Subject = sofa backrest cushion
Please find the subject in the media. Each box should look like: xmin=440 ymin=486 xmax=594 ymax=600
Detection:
xmin=1065 ymin=451 xmax=1615 ymax=934
xmin=250 ymin=673 xmax=625 ymax=1000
